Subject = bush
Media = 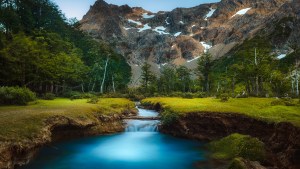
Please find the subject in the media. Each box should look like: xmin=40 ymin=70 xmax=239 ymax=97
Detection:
xmin=43 ymin=93 xmax=55 ymax=100
xmin=126 ymin=93 xmax=145 ymax=101
xmin=182 ymin=92 xmax=194 ymax=99
xmin=271 ymin=97 xmax=296 ymax=106
xmin=81 ymin=93 xmax=95 ymax=99
xmin=0 ymin=86 xmax=36 ymax=105
xmin=194 ymin=92 xmax=207 ymax=98
xmin=169 ymin=92 xmax=184 ymax=97
xmin=63 ymin=91 xmax=81 ymax=99
xmin=102 ymin=92 xmax=125 ymax=98
xmin=161 ymin=110 xmax=179 ymax=125
xmin=220 ymin=93 xmax=230 ymax=102
xmin=87 ymin=96 xmax=99 ymax=104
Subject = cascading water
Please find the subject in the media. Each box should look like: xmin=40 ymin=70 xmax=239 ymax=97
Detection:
xmin=125 ymin=107 xmax=160 ymax=132
xmin=21 ymin=105 xmax=208 ymax=169
xmin=125 ymin=120 xmax=159 ymax=132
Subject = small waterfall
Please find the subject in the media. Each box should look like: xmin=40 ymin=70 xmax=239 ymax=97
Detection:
xmin=125 ymin=120 xmax=159 ymax=132
xmin=125 ymin=107 xmax=160 ymax=132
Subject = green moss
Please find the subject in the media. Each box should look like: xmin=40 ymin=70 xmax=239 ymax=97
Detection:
xmin=228 ymin=158 xmax=247 ymax=169
xmin=209 ymin=134 xmax=266 ymax=162
xmin=161 ymin=110 xmax=179 ymax=125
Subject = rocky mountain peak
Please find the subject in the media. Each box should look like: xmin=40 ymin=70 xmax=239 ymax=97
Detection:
xmin=80 ymin=0 xmax=298 ymax=86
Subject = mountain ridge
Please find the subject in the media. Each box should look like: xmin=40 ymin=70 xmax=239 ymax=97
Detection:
xmin=80 ymin=0 xmax=299 ymax=85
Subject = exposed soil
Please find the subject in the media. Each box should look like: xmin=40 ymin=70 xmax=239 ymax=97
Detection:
xmin=0 ymin=114 xmax=127 ymax=169
xmin=146 ymin=103 xmax=300 ymax=169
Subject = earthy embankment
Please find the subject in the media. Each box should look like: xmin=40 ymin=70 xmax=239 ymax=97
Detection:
xmin=0 ymin=114 xmax=125 ymax=169
xmin=0 ymin=98 xmax=137 ymax=169
xmin=144 ymin=102 xmax=300 ymax=169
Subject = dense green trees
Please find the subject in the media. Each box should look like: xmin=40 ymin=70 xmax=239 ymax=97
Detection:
xmin=138 ymin=37 xmax=299 ymax=98
xmin=0 ymin=0 xmax=131 ymax=95
xmin=197 ymin=52 xmax=213 ymax=93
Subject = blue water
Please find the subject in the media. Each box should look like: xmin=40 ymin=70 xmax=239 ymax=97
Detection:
xmin=20 ymin=108 xmax=208 ymax=169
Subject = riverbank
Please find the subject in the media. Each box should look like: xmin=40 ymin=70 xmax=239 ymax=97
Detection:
xmin=0 ymin=98 xmax=136 ymax=169
xmin=141 ymin=97 xmax=300 ymax=169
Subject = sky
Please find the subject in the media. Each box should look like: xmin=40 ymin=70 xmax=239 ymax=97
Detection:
xmin=52 ymin=0 xmax=220 ymax=20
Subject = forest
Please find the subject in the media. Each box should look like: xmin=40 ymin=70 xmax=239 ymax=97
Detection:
xmin=0 ymin=0 xmax=299 ymax=102
xmin=0 ymin=0 xmax=131 ymax=98
xmin=140 ymin=39 xmax=300 ymax=98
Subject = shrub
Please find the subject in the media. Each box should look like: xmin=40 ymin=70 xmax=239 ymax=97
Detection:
xmin=208 ymin=133 xmax=266 ymax=162
xmin=0 ymin=86 xmax=36 ymax=105
xmin=182 ymin=92 xmax=194 ymax=99
xmin=102 ymin=92 xmax=125 ymax=98
xmin=43 ymin=93 xmax=55 ymax=100
xmin=87 ymin=96 xmax=99 ymax=104
xmin=81 ymin=93 xmax=95 ymax=99
xmin=194 ymin=92 xmax=207 ymax=98
xmin=161 ymin=110 xmax=179 ymax=125
xmin=63 ymin=91 xmax=82 ymax=99
xmin=220 ymin=93 xmax=230 ymax=102
xmin=126 ymin=93 xmax=145 ymax=101
xmin=169 ymin=92 xmax=184 ymax=97
xmin=271 ymin=98 xmax=296 ymax=106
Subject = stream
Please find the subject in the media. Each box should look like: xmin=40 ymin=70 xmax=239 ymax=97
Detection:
xmin=20 ymin=107 xmax=208 ymax=169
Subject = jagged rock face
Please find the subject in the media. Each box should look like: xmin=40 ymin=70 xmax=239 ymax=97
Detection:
xmin=80 ymin=0 xmax=297 ymax=85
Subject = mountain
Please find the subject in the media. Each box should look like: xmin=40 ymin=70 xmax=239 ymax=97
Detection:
xmin=80 ymin=0 xmax=299 ymax=85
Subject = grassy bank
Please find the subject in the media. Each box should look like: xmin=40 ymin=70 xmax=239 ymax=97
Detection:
xmin=141 ymin=97 xmax=300 ymax=127
xmin=0 ymin=98 xmax=135 ymax=142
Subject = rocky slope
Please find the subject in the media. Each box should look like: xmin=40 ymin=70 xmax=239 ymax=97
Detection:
xmin=80 ymin=0 xmax=299 ymax=85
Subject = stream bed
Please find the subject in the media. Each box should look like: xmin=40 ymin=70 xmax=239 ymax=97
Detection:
xmin=20 ymin=108 xmax=208 ymax=169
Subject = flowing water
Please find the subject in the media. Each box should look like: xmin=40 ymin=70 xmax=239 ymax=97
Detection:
xmin=20 ymin=107 xmax=208 ymax=169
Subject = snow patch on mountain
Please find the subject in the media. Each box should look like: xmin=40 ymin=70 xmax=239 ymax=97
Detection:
xmin=174 ymin=32 xmax=182 ymax=37
xmin=205 ymin=8 xmax=216 ymax=20
xmin=187 ymin=56 xmax=200 ymax=63
xmin=231 ymin=8 xmax=251 ymax=18
xmin=128 ymin=19 xmax=142 ymax=25
xmin=277 ymin=54 xmax=287 ymax=59
xmin=200 ymin=41 xmax=212 ymax=52
xmin=138 ymin=24 xmax=151 ymax=32
xmin=165 ymin=17 xmax=170 ymax=25
xmin=124 ymin=27 xmax=131 ymax=30
xmin=154 ymin=26 xmax=169 ymax=35
xmin=142 ymin=13 xmax=155 ymax=19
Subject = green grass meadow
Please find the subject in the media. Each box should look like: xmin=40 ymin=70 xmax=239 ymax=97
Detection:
xmin=0 ymin=98 xmax=135 ymax=141
xmin=142 ymin=97 xmax=300 ymax=127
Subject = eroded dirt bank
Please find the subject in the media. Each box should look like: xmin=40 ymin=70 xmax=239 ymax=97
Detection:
xmin=159 ymin=112 xmax=300 ymax=169
xmin=141 ymin=102 xmax=300 ymax=169
xmin=0 ymin=113 xmax=129 ymax=169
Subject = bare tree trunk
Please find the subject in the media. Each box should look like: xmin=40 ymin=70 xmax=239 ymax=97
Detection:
xmin=55 ymin=85 xmax=58 ymax=94
xmin=254 ymin=48 xmax=259 ymax=96
xmin=81 ymin=83 xmax=85 ymax=93
xmin=296 ymin=70 xmax=299 ymax=97
xmin=100 ymin=57 xmax=109 ymax=94
xmin=112 ymin=75 xmax=116 ymax=93
xmin=50 ymin=81 xmax=54 ymax=93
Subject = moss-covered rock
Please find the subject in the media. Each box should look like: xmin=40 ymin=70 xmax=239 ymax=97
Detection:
xmin=209 ymin=133 xmax=266 ymax=162
xmin=228 ymin=158 xmax=247 ymax=169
